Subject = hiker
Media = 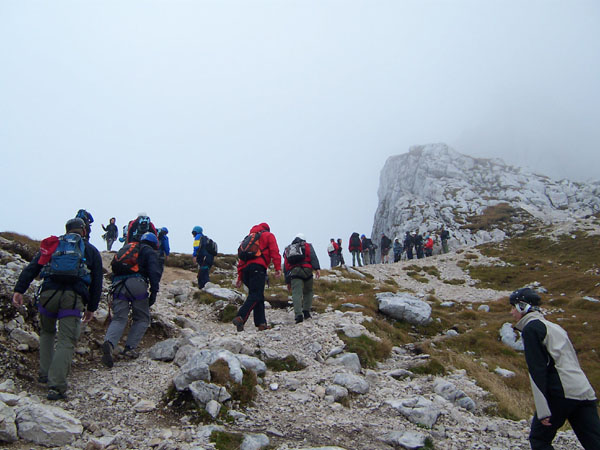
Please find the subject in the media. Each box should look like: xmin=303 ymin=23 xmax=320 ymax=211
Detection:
xmin=233 ymin=222 xmax=281 ymax=332
xmin=126 ymin=213 xmax=158 ymax=244
xmin=192 ymin=226 xmax=215 ymax=289
xmin=101 ymin=217 xmax=118 ymax=251
xmin=361 ymin=234 xmax=372 ymax=266
xmin=118 ymin=224 xmax=127 ymax=243
xmin=393 ymin=238 xmax=403 ymax=262
xmin=157 ymin=227 xmax=170 ymax=279
xmin=336 ymin=238 xmax=346 ymax=267
xmin=414 ymin=231 xmax=424 ymax=259
xmin=424 ymin=235 xmax=434 ymax=257
xmin=327 ymin=238 xmax=339 ymax=268
xmin=348 ymin=232 xmax=363 ymax=267
xmin=283 ymin=233 xmax=321 ymax=323
xmin=509 ymin=288 xmax=600 ymax=449
xmin=369 ymin=241 xmax=377 ymax=264
xmin=440 ymin=226 xmax=450 ymax=254
xmin=12 ymin=218 xmax=103 ymax=400
xmin=76 ymin=209 xmax=94 ymax=240
xmin=101 ymin=232 xmax=160 ymax=368
xmin=403 ymin=231 xmax=414 ymax=260
xmin=380 ymin=233 xmax=392 ymax=263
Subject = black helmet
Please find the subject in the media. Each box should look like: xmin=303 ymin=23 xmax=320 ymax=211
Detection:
xmin=510 ymin=288 xmax=541 ymax=313
xmin=66 ymin=218 xmax=86 ymax=232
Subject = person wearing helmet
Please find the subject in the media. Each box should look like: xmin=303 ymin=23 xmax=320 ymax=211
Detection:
xmin=101 ymin=231 xmax=161 ymax=367
xmin=157 ymin=227 xmax=170 ymax=279
xmin=510 ymin=287 xmax=600 ymax=449
xmin=12 ymin=217 xmax=103 ymax=400
xmin=192 ymin=226 xmax=214 ymax=289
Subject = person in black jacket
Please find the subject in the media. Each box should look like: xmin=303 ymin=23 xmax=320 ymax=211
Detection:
xmin=403 ymin=232 xmax=414 ymax=260
xmin=414 ymin=231 xmax=424 ymax=259
xmin=510 ymin=288 xmax=600 ymax=449
xmin=101 ymin=232 xmax=160 ymax=367
xmin=101 ymin=217 xmax=118 ymax=251
xmin=12 ymin=218 xmax=103 ymax=400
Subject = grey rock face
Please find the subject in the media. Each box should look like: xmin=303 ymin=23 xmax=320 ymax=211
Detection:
xmin=386 ymin=396 xmax=441 ymax=428
xmin=0 ymin=401 xmax=17 ymax=442
xmin=236 ymin=354 xmax=267 ymax=376
xmin=377 ymin=292 xmax=432 ymax=325
xmin=372 ymin=143 xmax=600 ymax=251
xmin=433 ymin=378 xmax=476 ymax=411
xmin=325 ymin=353 xmax=362 ymax=374
xmin=173 ymin=354 xmax=211 ymax=391
xmin=241 ymin=433 xmax=270 ymax=450
xmin=15 ymin=402 xmax=83 ymax=446
xmin=189 ymin=381 xmax=231 ymax=406
xmin=325 ymin=385 xmax=349 ymax=401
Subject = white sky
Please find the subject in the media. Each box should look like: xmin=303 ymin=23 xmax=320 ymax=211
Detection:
xmin=2 ymin=1 xmax=599 ymax=266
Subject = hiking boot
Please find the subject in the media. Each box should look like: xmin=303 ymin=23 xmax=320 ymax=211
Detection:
xmin=232 ymin=316 xmax=244 ymax=332
xmin=47 ymin=388 xmax=66 ymax=401
xmin=295 ymin=315 xmax=304 ymax=324
xmin=121 ymin=346 xmax=140 ymax=359
xmin=38 ymin=375 xmax=48 ymax=384
xmin=303 ymin=310 xmax=311 ymax=319
xmin=257 ymin=323 xmax=271 ymax=331
xmin=101 ymin=341 xmax=114 ymax=368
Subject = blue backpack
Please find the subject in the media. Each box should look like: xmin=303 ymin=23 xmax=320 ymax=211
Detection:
xmin=41 ymin=233 xmax=91 ymax=285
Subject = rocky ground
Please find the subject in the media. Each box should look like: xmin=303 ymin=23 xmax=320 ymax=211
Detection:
xmin=0 ymin=236 xmax=586 ymax=450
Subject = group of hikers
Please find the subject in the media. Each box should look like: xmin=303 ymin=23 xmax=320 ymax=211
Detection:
xmin=10 ymin=212 xmax=600 ymax=450
xmin=327 ymin=226 xmax=451 ymax=268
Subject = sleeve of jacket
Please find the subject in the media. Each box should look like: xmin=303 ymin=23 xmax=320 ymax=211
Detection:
xmin=522 ymin=320 xmax=552 ymax=419
xmin=14 ymin=252 xmax=43 ymax=294
xmin=140 ymin=246 xmax=161 ymax=295
xmin=309 ymin=244 xmax=320 ymax=270
xmin=86 ymin=245 xmax=103 ymax=312
xmin=267 ymin=233 xmax=281 ymax=271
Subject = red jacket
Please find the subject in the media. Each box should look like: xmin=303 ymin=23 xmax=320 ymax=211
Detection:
xmin=424 ymin=238 xmax=434 ymax=250
xmin=237 ymin=222 xmax=281 ymax=279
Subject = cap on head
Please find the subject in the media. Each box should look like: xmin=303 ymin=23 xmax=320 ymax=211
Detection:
xmin=509 ymin=288 xmax=541 ymax=314
xmin=295 ymin=233 xmax=305 ymax=240
xmin=66 ymin=218 xmax=86 ymax=233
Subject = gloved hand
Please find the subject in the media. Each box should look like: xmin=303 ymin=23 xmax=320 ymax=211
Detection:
xmin=149 ymin=291 xmax=157 ymax=306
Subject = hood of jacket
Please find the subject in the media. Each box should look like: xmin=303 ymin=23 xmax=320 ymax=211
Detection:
xmin=250 ymin=223 xmax=270 ymax=233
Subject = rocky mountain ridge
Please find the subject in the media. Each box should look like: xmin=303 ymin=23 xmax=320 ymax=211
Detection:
xmin=372 ymin=143 xmax=600 ymax=250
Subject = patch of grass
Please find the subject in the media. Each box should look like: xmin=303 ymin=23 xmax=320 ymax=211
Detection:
xmin=338 ymin=333 xmax=392 ymax=368
xmin=218 ymin=304 xmax=238 ymax=323
xmin=193 ymin=290 xmax=218 ymax=305
xmin=210 ymin=359 xmax=257 ymax=407
xmin=165 ymin=252 xmax=197 ymax=271
xmin=422 ymin=266 xmax=440 ymax=278
xmin=409 ymin=358 xmax=446 ymax=376
xmin=443 ymin=278 xmax=465 ymax=285
xmin=407 ymin=272 xmax=429 ymax=283
xmin=0 ymin=232 xmax=40 ymax=260
xmin=210 ymin=430 xmax=244 ymax=450
xmin=462 ymin=203 xmax=519 ymax=232
xmin=212 ymin=254 xmax=238 ymax=271
xmin=265 ymin=355 xmax=306 ymax=372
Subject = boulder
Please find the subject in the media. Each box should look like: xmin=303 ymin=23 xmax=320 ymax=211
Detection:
xmin=9 ymin=328 xmax=40 ymax=350
xmin=332 ymin=373 xmax=369 ymax=394
xmin=386 ymin=396 xmax=441 ymax=428
xmin=433 ymin=378 xmax=475 ymax=411
xmin=188 ymin=381 xmax=230 ymax=407
xmin=325 ymin=353 xmax=362 ymax=374
xmin=173 ymin=353 xmax=211 ymax=391
xmin=325 ymin=385 xmax=349 ymax=401
xmin=205 ymin=400 xmax=221 ymax=419
xmin=148 ymin=338 xmax=182 ymax=361
xmin=377 ymin=292 xmax=432 ymax=325
xmin=15 ymin=401 xmax=83 ymax=446
xmin=203 ymin=285 xmax=243 ymax=301
xmin=382 ymin=431 xmax=427 ymax=449
xmin=0 ymin=401 xmax=17 ymax=442
xmin=236 ymin=354 xmax=267 ymax=376
xmin=241 ymin=433 xmax=270 ymax=450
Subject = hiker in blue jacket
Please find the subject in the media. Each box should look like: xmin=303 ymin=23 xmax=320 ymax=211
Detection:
xmin=192 ymin=226 xmax=214 ymax=289
xmin=157 ymin=227 xmax=170 ymax=279
xmin=13 ymin=218 xmax=103 ymax=400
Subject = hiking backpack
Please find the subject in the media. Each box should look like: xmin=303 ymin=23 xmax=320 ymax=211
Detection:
xmin=350 ymin=233 xmax=361 ymax=248
xmin=204 ymin=237 xmax=218 ymax=256
xmin=40 ymin=233 xmax=91 ymax=284
xmin=285 ymin=242 xmax=308 ymax=265
xmin=111 ymin=242 xmax=141 ymax=275
xmin=238 ymin=232 xmax=263 ymax=262
xmin=129 ymin=216 xmax=152 ymax=242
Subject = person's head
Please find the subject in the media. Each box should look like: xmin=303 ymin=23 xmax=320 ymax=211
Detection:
xmin=192 ymin=226 xmax=203 ymax=237
xmin=337 ymin=238 xmax=342 ymax=244
xmin=65 ymin=218 xmax=86 ymax=236
xmin=140 ymin=232 xmax=158 ymax=249
xmin=509 ymin=287 xmax=541 ymax=320
xmin=295 ymin=233 xmax=305 ymax=241
xmin=330 ymin=238 xmax=335 ymax=242
xmin=160 ymin=227 xmax=168 ymax=235
xmin=110 ymin=217 xmax=116 ymax=224
xmin=361 ymin=234 xmax=365 ymax=239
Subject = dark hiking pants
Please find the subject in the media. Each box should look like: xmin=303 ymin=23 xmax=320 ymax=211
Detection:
xmin=529 ymin=398 xmax=600 ymax=450
xmin=237 ymin=264 xmax=267 ymax=327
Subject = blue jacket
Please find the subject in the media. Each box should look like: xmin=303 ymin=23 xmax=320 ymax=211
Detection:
xmin=159 ymin=235 xmax=170 ymax=257
xmin=193 ymin=234 xmax=214 ymax=268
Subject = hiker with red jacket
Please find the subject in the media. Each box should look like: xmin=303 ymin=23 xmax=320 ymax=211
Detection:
xmin=233 ymin=223 xmax=282 ymax=332
xmin=284 ymin=233 xmax=321 ymax=323
xmin=12 ymin=218 xmax=103 ymax=400
xmin=348 ymin=232 xmax=363 ymax=267
xmin=126 ymin=213 xmax=158 ymax=244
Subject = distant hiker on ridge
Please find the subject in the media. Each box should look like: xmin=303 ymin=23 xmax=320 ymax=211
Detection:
xmin=440 ymin=225 xmax=450 ymax=254
xmin=233 ymin=222 xmax=281 ymax=332
xmin=157 ymin=227 xmax=170 ymax=280
xmin=414 ymin=231 xmax=424 ymax=259
xmin=348 ymin=232 xmax=363 ymax=267
xmin=13 ymin=218 xmax=103 ymax=400
xmin=403 ymin=231 xmax=414 ymax=260
xmin=283 ymin=233 xmax=321 ymax=324
xmin=327 ymin=238 xmax=339 ymax=268
xmin=424 ymin=234 xmax=434 ymax=257
xmin=380 ymin=233 xmax=392 ymax=264
xmin=101 ymin=217 xmax=118 ymax=251
xmin=192 ymin=226 xmax=217 ymax=289
xmin=393 ymin=237 xmax=403 ymax=262
xmin=126 ymin=213 xmax=158 ymax=244
xmin=361 ymin=234 xmax=372 ymax=266
xmin=336 ymin=238 xmax=346 ymax=267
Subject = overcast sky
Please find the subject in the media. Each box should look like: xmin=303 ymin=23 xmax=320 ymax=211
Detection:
xmin=2 ymin=1 xmax=599 ymax=265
